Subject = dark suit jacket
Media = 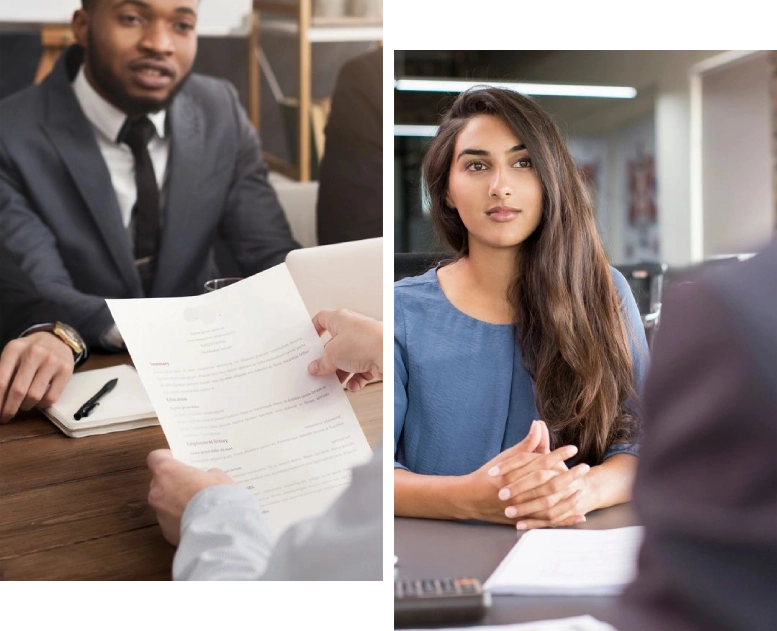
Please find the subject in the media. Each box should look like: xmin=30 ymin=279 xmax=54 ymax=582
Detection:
xmin=0 ymin=243 xmax=63 ymax=345
xmin=0 ymin=46 xmax=298 ymax=347
xmin=619 ymin=240 xmax=777 ymax=631
xmin=316 ymin=48 xmax=382 ymax=246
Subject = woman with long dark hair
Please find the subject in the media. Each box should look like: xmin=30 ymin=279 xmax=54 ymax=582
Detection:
xmin=394 ymin=87 xmax=648 ymax=529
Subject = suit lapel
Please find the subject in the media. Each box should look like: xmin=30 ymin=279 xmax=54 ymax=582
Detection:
xmin=152 ymin=89 xmax=205 ymax=297
xmin=41 ymin=51 xmax=141 ymax=296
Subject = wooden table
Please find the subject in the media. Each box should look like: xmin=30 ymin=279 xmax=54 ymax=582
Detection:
xmin=0 ymin=353 xmax=382 ymax=580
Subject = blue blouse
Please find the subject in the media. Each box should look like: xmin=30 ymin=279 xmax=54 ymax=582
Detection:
xmin=394 ymin=266 xmax=648 ymax=475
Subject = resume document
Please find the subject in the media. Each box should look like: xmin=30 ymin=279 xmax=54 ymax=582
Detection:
xmin=107 ymin=264 xmax=372 ymax=539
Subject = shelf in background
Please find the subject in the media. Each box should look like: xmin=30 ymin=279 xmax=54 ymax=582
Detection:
xmin=260 ymin=17 xmax=381 ymax=41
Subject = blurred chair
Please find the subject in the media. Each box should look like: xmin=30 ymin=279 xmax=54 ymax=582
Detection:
xmin=663 ymin=253 xmax=756 ymax=296
xmin=269 ymin=173 xmax=318 ymax=248
xmin=652 ymin=254 xmax=754 ymax=348
xmin=394 ymin=252 xmax=446 ymax=282
xmin=214 ymin=174 xmax=317 ymax=277
xmin=614 ymin=262 xmax=668 ymax=348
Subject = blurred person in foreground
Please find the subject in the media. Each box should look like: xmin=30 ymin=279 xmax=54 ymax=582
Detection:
xmin=619 ymin=239 xmax=777 ymax=631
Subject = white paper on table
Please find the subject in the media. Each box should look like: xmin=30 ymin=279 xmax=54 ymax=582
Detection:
xmin=106 ymin=263 xmax=372 ymax=540
xmin=401 ymin=615 xmax=617 ymax=631
xmin=484 ymin=526 xmax=644 ymax=595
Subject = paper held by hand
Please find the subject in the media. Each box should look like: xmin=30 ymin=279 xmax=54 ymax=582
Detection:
xmin=106 ymin=263 xmax=372 ymax=540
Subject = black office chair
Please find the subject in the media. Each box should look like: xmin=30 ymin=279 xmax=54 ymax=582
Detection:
xmin=613 ymin=262 xmax=668 ymax=348
xmin=663 ymin=253 xmax=755 ymax=297
xmin=394 ymin=252 xmax=447 ymax=282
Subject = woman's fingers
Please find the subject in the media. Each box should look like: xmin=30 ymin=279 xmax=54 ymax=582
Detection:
xmin=512 ymin=490 xmax=589 ymax=529
xmin=501 ymin=462 xmax=590 ymax=504
xmin=514 ymin=512 xmax=586 ymax=531
xmin=485 ymin=421 xmax=544 ymax=476
xmin=505 ymin=483 xmax=587 ymax=523
xmin=498 ymin=464 xmax=590 ymax=521
xmin=499 ymin=444 xmax=578 ymax=481
xmin=541 ymin=495 xmax=592 ymax=527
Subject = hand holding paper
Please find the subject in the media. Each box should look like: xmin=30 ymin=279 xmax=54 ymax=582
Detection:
xmin=146 ymin=448 xmax=235 ymax=546
xmin=308 ymin=308 xmax=383 ymax=390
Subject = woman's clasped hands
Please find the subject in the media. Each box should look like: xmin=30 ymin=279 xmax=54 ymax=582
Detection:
xmin=481 ymin=420 xmax=592 ymax=530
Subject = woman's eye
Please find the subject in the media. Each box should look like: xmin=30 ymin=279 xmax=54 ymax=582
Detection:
xmin=466 ymin=161 xmax=488 ymax=172
xmin=514 ymin=158 xmax=532 ymax=168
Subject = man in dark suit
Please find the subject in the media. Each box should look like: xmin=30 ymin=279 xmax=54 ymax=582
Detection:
xmin=0 ymin=0 xmax=297 ymax=350
xmin=619 ymin=240 xmax=777 ymax=631
xmin=1 ymin=246 xmax=87 ymax=423
xmin=316 ymin=47 xmax=382 ymax=245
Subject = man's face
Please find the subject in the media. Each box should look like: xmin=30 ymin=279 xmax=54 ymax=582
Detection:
xmin=74 ymin=0 xmax=198 ymax=117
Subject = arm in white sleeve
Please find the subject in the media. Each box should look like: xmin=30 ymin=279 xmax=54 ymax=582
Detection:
xmin=173 ymin=485 xmax=275 ymax=580
xmin=173 ymin=448 xmax=383 ymax=581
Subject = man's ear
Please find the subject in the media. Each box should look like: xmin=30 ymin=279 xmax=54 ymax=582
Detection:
xmin=72 ymin=10 xmax=89 ymax=49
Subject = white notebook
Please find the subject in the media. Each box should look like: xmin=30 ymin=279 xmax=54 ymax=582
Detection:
xmin=484 ymin=526 xmax=644 ymax=596
xmin=40 ymin=364 xmax=158 ymax=438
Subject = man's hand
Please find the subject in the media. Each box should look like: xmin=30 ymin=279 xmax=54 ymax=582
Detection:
xmin=307 ymin=309 xmax=382 ymax=391
xmin=147 ymin=449 xmax=234 ymax=546
xmin=0 ymin=332 xmax=74 ymax=423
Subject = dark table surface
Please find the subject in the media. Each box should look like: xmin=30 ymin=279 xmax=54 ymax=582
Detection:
xmin=395 ymin=503 xmax=640 ymax=627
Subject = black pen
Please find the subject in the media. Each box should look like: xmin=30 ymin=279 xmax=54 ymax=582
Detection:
xmin=74 ymin=378 xmax=119 ymax=420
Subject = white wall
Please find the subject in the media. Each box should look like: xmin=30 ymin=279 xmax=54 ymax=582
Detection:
xmin=616 ymin=117 xmax=658 ymax=263
xmin=702 ymin=52 xmax=773 ymax=256
xmin=570 ymin=118 xmax=658 ymax=264
xmin=567 ymin=136 xmax=611 ymax=248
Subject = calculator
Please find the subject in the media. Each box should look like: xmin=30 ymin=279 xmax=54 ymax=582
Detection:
xmin=394 ymin=577 xmax=491 ymax=628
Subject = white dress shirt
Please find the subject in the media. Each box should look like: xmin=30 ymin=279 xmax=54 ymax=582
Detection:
xmin=173 ymin=447 xmax=383 ymax=580
xmin=72 ymin=67 xmax=170 ymax=348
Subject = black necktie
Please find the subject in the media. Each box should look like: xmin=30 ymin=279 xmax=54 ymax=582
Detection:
xmin=119 ymin=116 xmax=160 ymax=295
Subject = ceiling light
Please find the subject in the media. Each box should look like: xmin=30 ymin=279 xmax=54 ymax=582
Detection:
xmin=394 ymin=78 xmax=637 ymax=99
xmin=394 ymin=125 xmax=439 ymax=137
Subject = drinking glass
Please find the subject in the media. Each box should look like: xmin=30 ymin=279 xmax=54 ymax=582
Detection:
xmin=203 ymin=277 xmax=243 ymax=293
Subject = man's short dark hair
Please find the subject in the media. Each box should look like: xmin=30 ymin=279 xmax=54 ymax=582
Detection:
xmin=81 ymin=0 xmax=200 ymax=11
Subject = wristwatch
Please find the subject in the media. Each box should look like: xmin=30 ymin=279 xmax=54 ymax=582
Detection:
xmin=20 ymin=321 xmax=89 ymax=368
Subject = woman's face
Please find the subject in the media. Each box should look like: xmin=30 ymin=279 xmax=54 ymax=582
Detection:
xmin=446 ymin=114 xmax=543 ymax=253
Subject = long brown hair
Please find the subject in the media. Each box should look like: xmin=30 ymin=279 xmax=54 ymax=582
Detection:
xmin=422 ymin=87 xmax=639 ymax=465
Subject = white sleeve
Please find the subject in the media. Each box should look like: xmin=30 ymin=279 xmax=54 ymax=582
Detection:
xmin=173 ymin=447 xmax=383 ymax=581
xmin=173 ymin=485 xmax=275 ymax=580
